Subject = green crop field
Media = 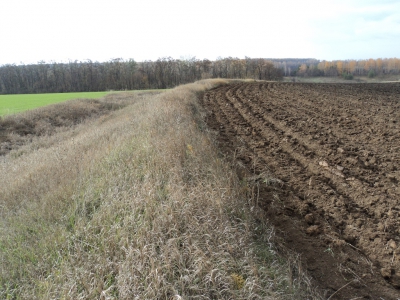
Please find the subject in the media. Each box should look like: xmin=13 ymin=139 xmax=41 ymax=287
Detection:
xmin=0 ymin=91 xmax=110 ymax=116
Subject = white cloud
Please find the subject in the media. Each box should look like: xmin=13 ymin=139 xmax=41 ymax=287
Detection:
xmin=309 ymin=0 xmax=400 ymax=59
xmin=0 ymin=0 xmax=398 ymax=64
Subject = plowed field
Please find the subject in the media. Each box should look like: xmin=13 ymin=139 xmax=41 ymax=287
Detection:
xmin=202 ymin=82 xmax=400 ymax=299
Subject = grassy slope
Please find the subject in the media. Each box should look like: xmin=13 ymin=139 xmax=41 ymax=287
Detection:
xmin=0 ymin=80 xmax=320 ymax=299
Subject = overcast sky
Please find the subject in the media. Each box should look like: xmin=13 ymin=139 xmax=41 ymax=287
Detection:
xmin=0 ymin=0 xmax=399 ymax=65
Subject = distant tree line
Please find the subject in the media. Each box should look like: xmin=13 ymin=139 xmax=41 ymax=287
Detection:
xmin=266 ymin=58 xmax=320 ymax=77
xmin=296 ymin=58 xmax=400 ymax=78
xmin=0 ymin=57 xmax=283 ymax=94
xmin=3 ymin=56 xmax=398 ymax=94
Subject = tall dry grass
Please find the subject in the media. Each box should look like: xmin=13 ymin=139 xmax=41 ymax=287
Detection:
xmin=0 ymin=80 xmax=320 ymax=299
xmin=0 ymin=92 xmax=159 ymax=156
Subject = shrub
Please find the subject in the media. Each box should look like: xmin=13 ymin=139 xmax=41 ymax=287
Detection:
xmin=368 ymin=70 xmax=375 ymax=78
xmin=342 ymin=73 xmax=354 ymax=80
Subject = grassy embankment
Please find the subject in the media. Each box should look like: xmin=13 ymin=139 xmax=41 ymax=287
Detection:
xmin=0 ymin=80 xmax=320 ymax=299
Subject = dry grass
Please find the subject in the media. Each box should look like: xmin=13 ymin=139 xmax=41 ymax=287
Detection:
xmin=0 ymin=79 xmax=321 ymax=299
xmin=0 ymin=92 xmax=163 ymax=156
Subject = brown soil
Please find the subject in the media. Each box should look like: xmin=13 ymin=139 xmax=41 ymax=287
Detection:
xmin=201 ymin=82 xmax=400 ymax=299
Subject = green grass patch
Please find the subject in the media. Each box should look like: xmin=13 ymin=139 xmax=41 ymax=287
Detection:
xmin=0 ymin=92 xmax=110 ymax=116
xmin=0 ymin=90 xmax=170 ymax=116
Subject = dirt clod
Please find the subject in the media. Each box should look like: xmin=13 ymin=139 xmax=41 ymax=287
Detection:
xmin=389 ymin=239 xmax=397 ymax=249
xmin=304 ymin=213 xmax=315 ymax=224
xmin=381 ymin=268 xmax=392 ymax=279
xmin=306 ymin=225 xmax=320 ymax=235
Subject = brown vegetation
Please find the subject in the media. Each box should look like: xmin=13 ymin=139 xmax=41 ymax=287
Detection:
xmin=0 ymin=92 xmax=159 ymax=156
xmin=296 ymin=58 xmax=400 ymax=77
xmin=0 ymin=80 xmax=319 ymax=299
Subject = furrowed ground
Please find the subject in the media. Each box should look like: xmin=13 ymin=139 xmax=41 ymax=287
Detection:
xmin=201 ymin=82 xmax=400 ymax=299
xmin=0 ymin=80 xmax=319 ymax=299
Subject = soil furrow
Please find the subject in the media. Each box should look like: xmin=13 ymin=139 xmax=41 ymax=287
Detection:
xmin=201 ymin=82 xmax=400 ymax=299
xmin=230 ymin=84 xmax=372 ymax=202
